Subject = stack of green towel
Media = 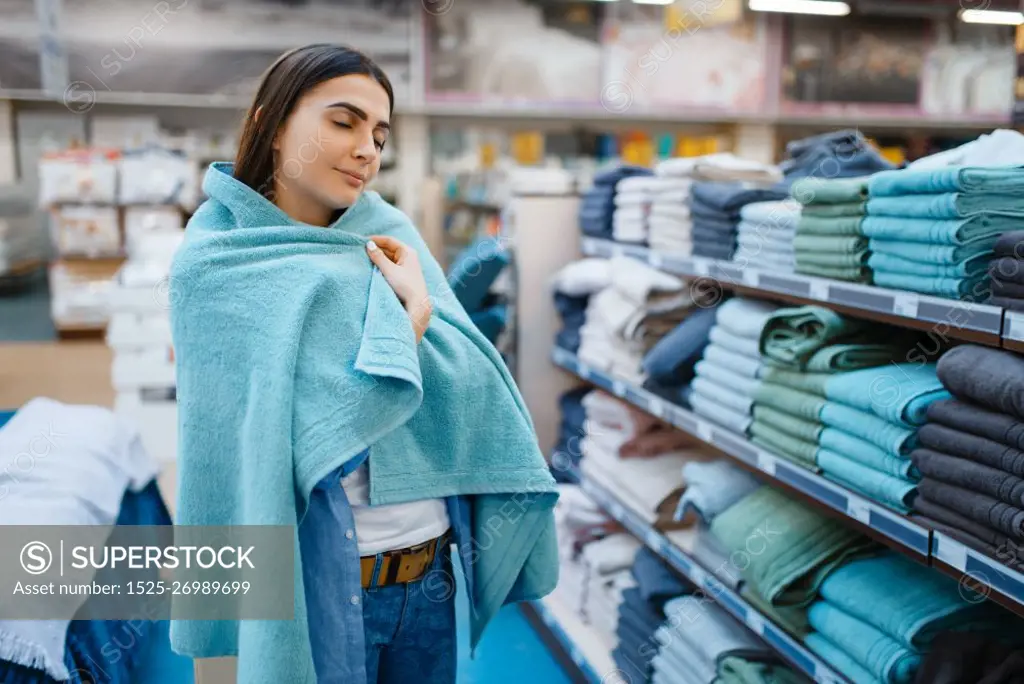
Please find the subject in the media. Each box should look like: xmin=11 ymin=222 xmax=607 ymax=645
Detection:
xmin=863 ymin=166 xmax=1024 ymax=301
xmin=750 ymin=305 xmax=909 ymax=473
xmin=709 ymin=486 xmax=879 ymax=640
xmin=752 ymin=305 xmax=950 ymax=511
xmin=791 ymin=176 xmax=871 ymax=283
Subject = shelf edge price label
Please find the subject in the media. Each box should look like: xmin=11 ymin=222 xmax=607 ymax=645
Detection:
xmin=847 ymin=497 xmax=872 ymax=525
xmin=746 ymin=611 xmax=766 ymax=636
xmin=645 ymin=527 xmax=664 ymax=554
xmin=577 ymin=362 xmax=591 ymax=379
xmin=741 ymin=269 xmax=758 ymax=287
xmin=649 ymin=252 xmax=664 ymax=269
xmin=649 ymin=398 xmax=665 ymax=418
xmin=696 ymin=421 xmax=713 ymax=444
xmin=693 ymin=258 xmax=711 ymax=277
xmin=756 ymin=450 xmax=776 ymax=476
xmin=809 ymin=280 xmax=829 ymax=301
xmin=612 ymin=379 xmax=626 ymax=396
xmin=893 ymin=292 xmax=919 ymax=319
xmin=936 ymin=535 xmax=969 ymax=571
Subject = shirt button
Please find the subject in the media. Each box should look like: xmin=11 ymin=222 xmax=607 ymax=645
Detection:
xmin=350 ymin=595 xmax=360 ymax=605
xmin=345 ymin=529 xmax=354 ymax=540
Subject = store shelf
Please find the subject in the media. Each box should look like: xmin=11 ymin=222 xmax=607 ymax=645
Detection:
xmin=551 ymin=346 xmax=932 ymax=558
xmin=582 ymin=238 xmax=1004 ymax=346
xmin=931 ymin=533 xmax=1024 ymax=617
xmin=520 ymin=596 xmax=613 ymax=684
xmin=1003 ymin=312 xmax=1024 ymax=353
xmin=573 ymin=472 xmax=848 ymax=684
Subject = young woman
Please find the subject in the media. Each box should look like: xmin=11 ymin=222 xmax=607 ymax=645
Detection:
xmin=180 ymin=44 xmax=460 ymax=683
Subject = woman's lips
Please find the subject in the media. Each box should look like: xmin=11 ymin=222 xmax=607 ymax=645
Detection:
xmin=338 ymin=170 xmax=365 ymax=188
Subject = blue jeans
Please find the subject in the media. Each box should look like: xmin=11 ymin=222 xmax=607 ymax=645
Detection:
xmin=361 ymin=539 xmax=457 ymax=684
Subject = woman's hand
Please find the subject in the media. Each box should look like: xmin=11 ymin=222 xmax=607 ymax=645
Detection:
xmin=366 ymin=236 xmax=433 ymax=342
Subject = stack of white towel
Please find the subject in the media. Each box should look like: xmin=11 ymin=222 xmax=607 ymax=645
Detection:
xmin=577 ymin=257 xmax=699 ymax=385
xmin=733 ymin=199 xmax=801 ymax=271
xmin=690 ymin=298 xmax=780 ymax=435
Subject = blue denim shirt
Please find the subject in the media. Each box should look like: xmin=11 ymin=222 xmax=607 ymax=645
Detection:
xmin=297 ymin=449 xmax=474 ymax=684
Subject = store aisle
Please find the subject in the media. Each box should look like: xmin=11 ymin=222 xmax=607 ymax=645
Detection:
xmin=453 ymin=558 xmax=571 ymax=684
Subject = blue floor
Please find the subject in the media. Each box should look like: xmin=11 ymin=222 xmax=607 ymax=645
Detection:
xmin=453 ymin=561 xmax=571 ymax=684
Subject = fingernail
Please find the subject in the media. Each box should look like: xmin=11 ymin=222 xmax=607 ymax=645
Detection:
xmin=366 ymin=240 xmax=378 ymax=252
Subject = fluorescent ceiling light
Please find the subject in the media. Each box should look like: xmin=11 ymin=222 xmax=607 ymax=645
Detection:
xmin=959 ymin=9 xmax=1024 ymax=25
xmin=749 ymin=0 xmax=850 ymax=15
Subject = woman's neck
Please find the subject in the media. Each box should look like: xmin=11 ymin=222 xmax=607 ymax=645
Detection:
xmin=272 ymin=183 xmax=334 ymax=227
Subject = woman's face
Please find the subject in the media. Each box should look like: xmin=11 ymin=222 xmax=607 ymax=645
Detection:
xmin=272 ymin=74 xmax=390 ymax=210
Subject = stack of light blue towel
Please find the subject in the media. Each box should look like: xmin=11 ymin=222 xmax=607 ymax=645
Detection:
xmin=732 ymin=199 xmax=802 ymax=272
xmin=805 ymin=553 xmax=1017 ymax=684
xmin=863 ymin=165 xmax=1024 ymax=301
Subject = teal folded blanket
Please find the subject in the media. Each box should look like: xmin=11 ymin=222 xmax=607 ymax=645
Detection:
xmin=818 ymin=553 xmax=1012 ymax=649
xmin=872 ymin=271 xmax=990 ymax=300
xmin=861 ymin=215 xmax=1010 ymax=245
xmin=806 ymin=633 xmax=877 ymax=684
xmin=819 ymin=428 xmax=917 ymax=479
xmin=801 ymin=201 xmax=866 ymax=219
xmin=741 ymin=586 xmax=811 ymax=639
xmin=868 ymin=237 xmax=994 ymax=264
xmin=750 ymin=418 xmax=820 ymax=470
xmin=824 ymin=364 xmax=951 ymax=427
xmin=868 ymin=165 xmax=1024 ymax=196
xmin=793 ymin=234 xmax=868 ymax=253
xmin=753 ymin=382 xmax=827 ymax=422
xmin=867 ymin=252 xmax=991 ymax=278
xmin=795 ymin=215 xmax=864 ymax=236
xmin=168 ymin=163 xmax=559 ymax=681
xmin=795 ymin=262 xmax=871 ymax=282
xmin=795 ymin=249 xmax=868 ymax=268
xmin=792 ymin=176 xmax=870 ymax=205
xmin=759 ymin=306 xmax=902 ymax=371
xmin=867 ymin=193 xmax=1024 ymax=219
xmin=760 ymin=367 xmax=829 ymax=395
xmin=820 ymin=402 xmax=916 ymax=456
xmin=808 ymin=601 xmax=921 ymax=684
xmin=753 ymin=405 xmax=823 ymax=443
xmin=818 ymin=450 xmax=918 ymax=513
xmin=710 ymin=487 xmax=878 ymax=607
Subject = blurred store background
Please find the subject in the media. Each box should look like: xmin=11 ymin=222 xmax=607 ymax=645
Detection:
xmin=2 ymin=0 xmax=1024 ymax=682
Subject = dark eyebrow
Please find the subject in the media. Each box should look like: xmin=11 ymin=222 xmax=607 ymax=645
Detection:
xmin=326 ymin=101 xmax=390 ymax=132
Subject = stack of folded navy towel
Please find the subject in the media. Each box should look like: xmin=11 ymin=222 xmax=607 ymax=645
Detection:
xmin=580 ymin=166 xmax=653 ymax=240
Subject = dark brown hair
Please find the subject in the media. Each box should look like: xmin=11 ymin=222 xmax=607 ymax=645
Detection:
xmin=233 ymin=44 xmax=394 ymax=199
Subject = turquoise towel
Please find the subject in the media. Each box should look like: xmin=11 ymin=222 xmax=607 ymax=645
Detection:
xmin=709 ymin=487 xmax=878 ymax=607
xmin=868 ymin=237 xmax=994 ymax=264
xmin=823 ymin=364 xmax=951 ymax=427
xmin=791 ymin=176 xmax=870 ymax=205
xmin=872 ymin=271 xmax=990 ymax=300
xmin=808 ymin=602 xmax=921 ymax=684
xmin=818 ymin=553 xmax=1011 ymax=649
xmin=168 ymin=163 xmax=559 ymax=682
xmin=866 ymin=193 xmax=1024 ymax=219
xmin=819 ymin=428 xmax=916 ymax=479
xmin=806 ymin=633 xmax=878 ymax=684
xmin=793 ymin=234 xmax=868 ymax=253
xmin=817 ymin=450 xmax=918 ymax=513
xmin=866 ymin=252 xmax=991 ymax=278
xmin=868 ymin=165 xmax=1024 ymax=196
xmin=861 ymin=215 xmax=1009 ymax=245
xmin=820 ymin=402 xmax=916 ymax=456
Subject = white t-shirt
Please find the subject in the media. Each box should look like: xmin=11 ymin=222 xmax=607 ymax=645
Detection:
xmin=341 ymin=463 xmax=451 ymax=556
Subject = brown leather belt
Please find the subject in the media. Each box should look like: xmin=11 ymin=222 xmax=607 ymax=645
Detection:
xmin=360 ymin=530 xmax=451 ymax=589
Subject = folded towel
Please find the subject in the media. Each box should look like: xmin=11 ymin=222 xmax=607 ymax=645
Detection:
xmin=662 ymin=595 xmax=774 ymax=665
xmin=753 ymin=405 xmax=823 ymax=443
xmin=808 ymin=601 xmax=921 ymax=684
xmin=805 ymin=344 xmax=905 ymax=373
xmin=824 ymin=364 xmax=950 ymax=428
xmin=791 ymin=176 xmax=870 ymax=205
xmin=917 ymin=422 xmax=1024 ymax=478
xmin=917 ymin=478 xmax=1024 ymax=541
xmin=750 ymin=418 xmax=820 ymax=470
xmin=869 ymin=252 xmax=991 ymax=278
xmin=820 ymin=427 xmax=917 ymax=479
xmin=714 ymin=656 xmax=804 ymax=684
xmin=753 ymin=383 xmax=826 ymax=422
xmin=795 ymin=262 xmax=871 ymax=282
xmin=594 ymin=165 xmax=653 ymax=188
xmin=641 ymin=305 xmax=718 ymax=385
xmin=805 ymin=633 xmax=878 ymax=684
xmin=913 ymin=630 xmax=1024 ymax=684
xmin=937 ymin=346 xmax=1024 ymax=421
xmin=818 ymin=553 xmax=1010 ymax=649
xmin=759 ymin=367 xmax=828 ymax=395
xmin=991 ymin=278 xmax=1024 ymax=299
xmin=741 ymin=585 xmax=811 ymax=639
xmin=632 ymin=546 xmax=691 ymax=608
xmin=793 ymin=234 xmax=868 ymax=254
xmin=800 ymin=201 xmax=866 ymax=218
xmin=794 ymin=249 xmax=869 ymax=268
xmin=759 ymin=306 xmax=888 ymax=370
xmin=867 ymin=194 xmax=1024 ymax=220
xmin=693 ymin=241 xmax=737 ymax=261
xmin=820 ymin=402 xmax=917 ymax=455
xmin=693 ymin=377 xmax=755 ymax=415
xmin=169 ymin=164 xmax=559 ymax=679
xmin=739 ymin=199 xmax=801 ymax=227
xmin=704 ymin=344 xmax=762 ymax=379
xmin=674 ymin=461 xmax=763 ymax=524
xmin=692 ymin=391 xmax=753 ymax=434
xmin=994 ymin=230 xmax=1024 ymax=258
xmin=710 ymin=486 xmax=877 ymax=606
xmin=795 ymin=215 xmax=864 ymax=236
xmin=709 ymin=326 xmax=763 ymax=359
xmin=868 ymin=166 xmax=1024 ymax=196
xmin=913 ymin=495 xmax=1011 ymax=549
xmin=869 ymin=237 xmax=994 ymax=264
xmin=987 ymin=295 xmax=1024 ymax=312
xmin=696 ymin=359 xmax=761 ymax=397
xmin=861 ymin=214 xmax=1010 ymax=246
xmin=926 ymin=398 xmax=1024 ymax=452
xmin=913 ymin=448 xmax=1024 ymax=509
xmin=818 ymin=449 xmax=918 ymax=512
xmin=716 ymin=298 xmax=781 ymax=340
xmin=872 ymin=272 xmax=989 ymax=300
xmin=692 ymin=182 xmax=790 ymax=215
